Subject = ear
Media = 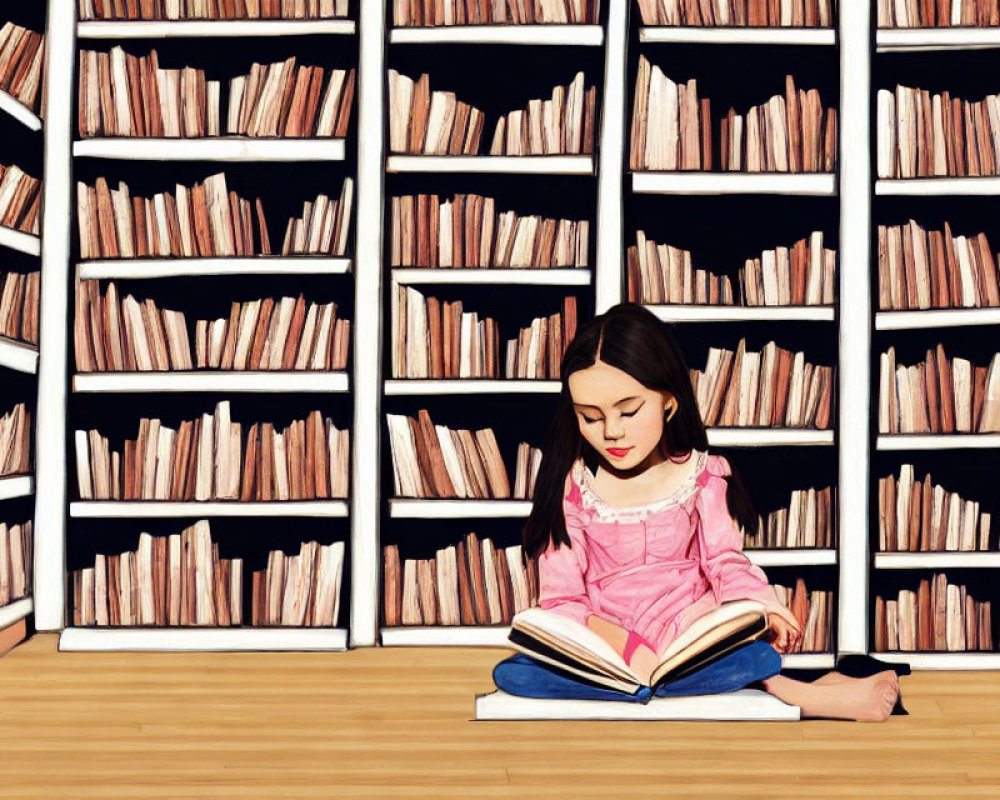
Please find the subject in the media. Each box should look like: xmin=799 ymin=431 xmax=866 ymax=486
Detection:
xmin=664 ymin=394 xmax=679 ymax=423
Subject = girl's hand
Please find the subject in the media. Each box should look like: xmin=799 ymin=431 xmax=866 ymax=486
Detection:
xmin=629 ymin=643 xmax=658 ymax=685
xmin=766 ymin=606 xmax=803 ymax=654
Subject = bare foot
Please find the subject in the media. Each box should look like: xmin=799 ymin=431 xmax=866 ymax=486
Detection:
xmin=763 ymin=671 xmax=900 ymax=721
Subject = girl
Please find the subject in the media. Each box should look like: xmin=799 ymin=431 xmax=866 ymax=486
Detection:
xmin=515 ymin=303 xmax=900 ymax=721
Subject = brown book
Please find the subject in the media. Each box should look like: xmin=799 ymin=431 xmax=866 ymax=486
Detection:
xmin=281 ymin=294 xmax=307 ymax=370
xmin=455 ymin=539 xmax=475 ymax=626
xmin=408 ymin=414 xmax=435 ymax=497
xmin=925 ymin=347 xmax=940 ymax=432
xmin=919 ymin=472 xmax=933 ymax=552
xmin=240 ymin=423 xmax=259 ymax=502
xmin=494 ymin=546 xmax=514 ymax=624
xmin=417 ymin=408 xmax=455 ymax=497
xmin=936 ymin=343 xmax=955 ymax=433
xmin=383 ymin=544 xmax=402 ymax=627
xmin=416 ymin=558 xmax=438 ymax=625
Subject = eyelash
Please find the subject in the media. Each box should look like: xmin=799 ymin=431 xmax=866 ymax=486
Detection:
xmin=582 ymin=409 xmax=640 ymax=424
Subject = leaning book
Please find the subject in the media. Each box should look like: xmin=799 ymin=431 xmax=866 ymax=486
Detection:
xmin=508 ymin=599 xmax=770 ymax=694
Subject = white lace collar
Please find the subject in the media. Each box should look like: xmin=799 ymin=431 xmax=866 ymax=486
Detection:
xmin=573 ymin=450 xmax=708 ymax=522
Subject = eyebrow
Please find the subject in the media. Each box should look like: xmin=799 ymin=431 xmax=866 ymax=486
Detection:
xmin=572 ymin=396 xmax=642 ymax=411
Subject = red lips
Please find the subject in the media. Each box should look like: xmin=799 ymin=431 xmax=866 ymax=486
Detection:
xmin=606 ymin=447 xmax=633 ymax=458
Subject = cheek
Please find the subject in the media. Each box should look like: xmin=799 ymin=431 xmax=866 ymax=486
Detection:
xmin=633 ymin=411 xmax=665 ymax=448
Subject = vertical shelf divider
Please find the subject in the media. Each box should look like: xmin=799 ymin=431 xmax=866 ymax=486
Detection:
xmin=33 ymin=0 xmax=76 ymax=631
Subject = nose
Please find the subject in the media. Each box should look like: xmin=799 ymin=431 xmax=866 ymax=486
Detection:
xmin=603 ymin=417 xmax=624 ymax=441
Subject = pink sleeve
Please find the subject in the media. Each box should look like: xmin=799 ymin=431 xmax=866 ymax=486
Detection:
xmin=537 ymin=481 xmax=593 ymax=626
xmin=695 ymin=456 xmax=786 ymax=616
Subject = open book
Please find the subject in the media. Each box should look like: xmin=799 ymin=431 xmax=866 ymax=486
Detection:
xmin=508 ymin=600 xmax=771 ymax=694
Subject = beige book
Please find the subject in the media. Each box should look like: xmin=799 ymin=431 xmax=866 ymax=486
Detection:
xmin=481 ymin=538 xmax=502 ymax=625
xmin=401 ymin=559 xmax=421 ymax=625
xmin=436 ymin=545 xmax=460 ymax=626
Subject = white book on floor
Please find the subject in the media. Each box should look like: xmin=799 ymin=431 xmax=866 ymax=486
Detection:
xmin=475 ymin=689 xmax=800 ymax=721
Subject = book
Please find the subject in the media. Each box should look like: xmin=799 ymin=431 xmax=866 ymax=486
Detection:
xmin=636 ymin=0 xmax=830 ymax=27
xmin=508 ymin=599 xmax=771 ymax=694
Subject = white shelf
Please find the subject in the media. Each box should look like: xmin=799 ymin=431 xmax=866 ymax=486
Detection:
xmin=746 ymin=549 xmax=838 ymax=567
xmin=390 ymin=24 xmax=603 ymax=45
xmin=780 ymin=653 xmax=836 ymax=668
xmin=387 ymin=154 xmax=595 ymax=175
xmin=873 ymin=652 xmax=1000 ymax=670
xmin=877 ymin=434 xmax=1000 ymax=450
xmin=875 ymin=307 xmax=1000 ymax=330
xmin=706 ymin=428 xmax=835 ymax=446
xmin=389 ymin=498 xmax=532 ymax=518
xmin=78 ymin=257 xmax=352 ymax=280
xmin=73 ymin=137 xmax=346 ymax=162
xmin=381 ymin=626 xmax=513 ymax=646
xmin=876 ymin=27 xmax=1000 ymax=51
xmin=59 ymin=627 xmax=349 ymax=651
xmin=875 ymin=552 xmax=1000 ymax=569
xmin=876 ymin=177 xmax=1000 ymax=195
xmin=72 ymin=371 xmax=349 ymax=393
xmin=70 ymin=500 xmax=349 ymax=518
xmin=640 ymin=26 xmax=835 ymax=45
xmin=0 ymin=475 xmax=33 ymax=501
xmin=385 ymin=379 xmax=560 ymax=394
xmin=646 ymin=305 xmax=835 ymax=322
xmin=0 ymin=226 xmax=40 ymax=256
xmin=0 ymin=337 xmax=38 ymax=374
xmin=77 ymin=19 xmax=356 ymax=38
xmin=0 ymin=597 xmax=32 ymax=629
xmin=0 ymin=90 xmax=41 ymax=131
xmin=391 ymin=268 xmax=591 ymax=285
xmin=632 ymin=172 xmax=836 ymax=196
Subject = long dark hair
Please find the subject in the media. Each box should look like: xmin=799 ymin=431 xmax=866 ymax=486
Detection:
xmin=523 ymin=303 xmax=757 ymax=559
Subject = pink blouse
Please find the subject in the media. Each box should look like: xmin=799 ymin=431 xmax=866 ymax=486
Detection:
xmin=537 ymin=450 xmax=787 ymax=655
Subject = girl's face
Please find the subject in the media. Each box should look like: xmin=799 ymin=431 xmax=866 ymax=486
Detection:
xmin=567 ymin=358 xmax=677 ymax=474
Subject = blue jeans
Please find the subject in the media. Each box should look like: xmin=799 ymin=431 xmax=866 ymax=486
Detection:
xmin=493 ymin=641 xmax=782 ymax=704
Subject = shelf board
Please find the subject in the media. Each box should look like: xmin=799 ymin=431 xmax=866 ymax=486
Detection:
xmin=877 ymin=434 xmax=1000 ymax=450
xmin=0 ymin=337 xmax=38 ymax=374
xmin=875 ymin=552 xmax=1000 ymax=568
xmin=73 ymin=371 xmax=349 ymax=393
xmin=77 ymin=19 xmax=356 ymax=37
xmin=59 ymin=627 xmax=349 ymax=651
xmin=876 ymin=27 xmax=1000 ymax=51
xmin=78 ymin=257 xmax=352 ymax=280
xmin=746 ymin=549 xmax=838 ymax=567
xmin=646 ymin=304 xmax=835 ymax=322
xmin=390 ymin=24 xmax=603 ymax=45
xmin=873 ymin=651 xmax=1000 ymax=669
xmin=0 ymin=226 xmax=40 ymax=256
xmin=640 ymin=26 xmax=835 ymax=45
xmin=389 ymin=498 xmax=533 ymax=518
xmin=876 ymin=177 xmax=1000 ymax=195
xmin=632 ymin=171 xmax=836 ymax=196
xmin=0 ymin=597 xmax=31 ymax=629
xmin=706 ymin=428 xmax=835 ymax=446
xmin=387 ymin=154 xmax=594 ymax=175
xmin=780 ymin=653 xmax=836 ymax=668
xmin=0 ymin=90 xmax=41 ymax=131
xmin=74 ymin=137 xmax=346 ymax=162
xmin=875 ymin=307 xmax=1000 ymax=330
xmin=71 ymin=500 xmax=349 ymax=518
xmin=381 ymin=626 xmax=513 ymax=646
xmin=0 ymin=475 xmax=34 ymax=501
xmin=385 ymin=379 xmax=560 ymax=394
xmin=391 ymin=268 xmax=591 ymax=285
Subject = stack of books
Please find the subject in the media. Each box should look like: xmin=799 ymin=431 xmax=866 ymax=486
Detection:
xmin=393 ymin=0 xmax=600 ymax=26
xmin=636 ymin=0 xmax=833 ymax=26
xmin=488 ymin=72 xmax=596 ymax=157
xmin=251 ymin=539 xmax=345 ymax=626
xmin=746 ymin=484 xmax=836 ymax=548
xmin=77 ymin=0 xmax=350 ymax=20
xmin=0 ymin=270 xmax=39 ymax=345
xmin=771 ymin=579 xmax=833 ymax=653
xmin=0 ymin=520 xmax=31 ymax=608
xmin=0 ymin=22 xmax=45 ymax=115
xmin=0 ymin=403 xmax=29 ymax=478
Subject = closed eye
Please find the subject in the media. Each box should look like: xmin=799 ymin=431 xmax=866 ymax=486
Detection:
xmin=581 ymin=415 xmax=601 ymax=424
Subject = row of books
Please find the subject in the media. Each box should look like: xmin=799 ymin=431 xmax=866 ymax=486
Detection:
xmin=72 ymin=521 xmax=243 ymax=626
xmin=77 ymin=0 xmax=349 ymax=19
xmin=393 ymin=0 xmax=599 ymax=25
xmin=0 ymin=164 xmax=41 ymax=236
xmin=0 ymin=521 xmax=31 ymax=608
xmin=879 ymin=464 xmax=992 ymax=553
xmin=388 ymin=70 xmax=596 ymax=157
xmin=745 ymin=485 xmax=836 ymax=549
xmin=387 ymin=410 xmax=541 ymax=499
xmin=251 ymin=539 xmax=344 ymax=627
xmin=771 ymin=580 xmax=833 ymax=653
xmin=75 ymin=281 xmax=351 ymax=373
xmin=878 ymin=221 xmax=1000 ymax=311
xmin=636 ymin=0 xmax=833 ymax=26
xmin=382 ymin=537 xmax=538 ymax=626
xmin=626 ymin=230 xmax=836 ymax=307
xmin=392 ymin=286 xmax=576 ymax=379
xmin=0 ymin=404 xmax=29 ymax=479
xmin=877 ymin=0 xmax=994 ymax=28
xmin=690 ymin=339 xmax=834 ymax=429
xmin=878 ymin=345 xmax=1000 ymax=434
xmin=77 ymin=174 xmax=353 ymax=259
xmin=76 ymin=403 xmax=350 ymax=500
xmin=78 ymin=48 xmax=355 ymax=138
xmin=0 ymin=22 xmax=44 ymax=115
xmin=631 ymin=61 xmax=836 ymax=173
xmin=878 ymin=85 xmax=1000 ymax=179
xmin=874 ymin=574 xmax=993 ymax=652
xmin=0 ymin=270 xmax=39 ymax=346
xmin=390 ymin=193 xmax=589 ymax=269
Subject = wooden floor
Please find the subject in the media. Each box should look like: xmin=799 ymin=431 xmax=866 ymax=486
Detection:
xmin=0 ymin=635 xmax=998 ymax=798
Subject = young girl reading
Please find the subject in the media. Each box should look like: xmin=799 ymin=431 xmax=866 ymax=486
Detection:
xmin=499 ymin=303 xmax=901 ymax=721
